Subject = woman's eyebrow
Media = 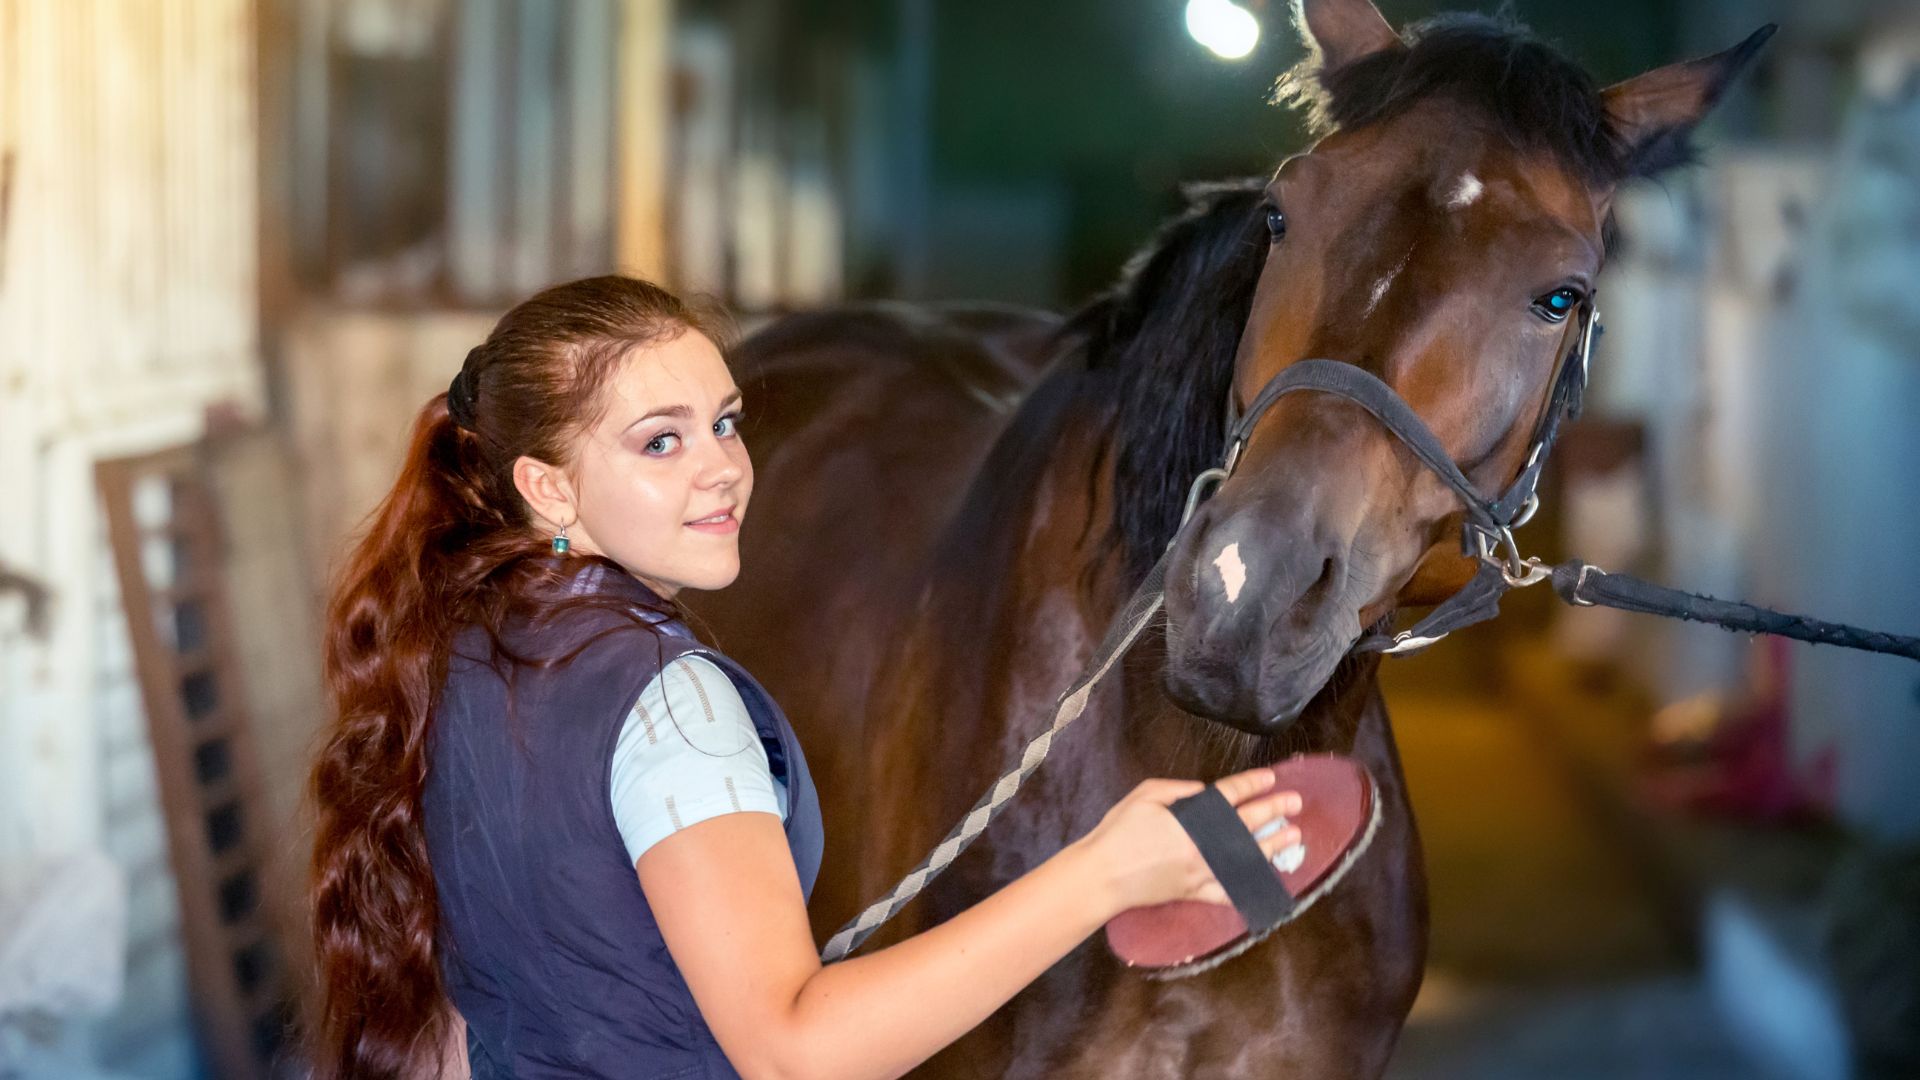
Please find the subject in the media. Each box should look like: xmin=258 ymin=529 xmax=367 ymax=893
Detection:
xmin=625 ymin=389 xmax=743 ymax=430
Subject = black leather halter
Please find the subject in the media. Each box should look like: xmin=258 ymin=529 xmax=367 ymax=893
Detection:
xmin=1176 ymin=303 xmax=1600 ymax=655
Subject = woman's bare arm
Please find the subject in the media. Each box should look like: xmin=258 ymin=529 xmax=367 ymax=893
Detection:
xmin=432 ymin=1010 xmax=471 ymax=1080
xmin=637 ymin=772 xmax=1297 ymax=1080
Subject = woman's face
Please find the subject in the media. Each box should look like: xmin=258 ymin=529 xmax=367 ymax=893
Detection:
xmin=563 ymin=330 xmax=751 ymax=598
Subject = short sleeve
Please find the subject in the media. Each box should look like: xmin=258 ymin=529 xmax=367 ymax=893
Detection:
xmin=610 ymin=654 xmax=788 ymax=865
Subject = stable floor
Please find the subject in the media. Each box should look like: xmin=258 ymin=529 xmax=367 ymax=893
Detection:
xmin=1379 ymin=626 xmax=1759 ymax=1078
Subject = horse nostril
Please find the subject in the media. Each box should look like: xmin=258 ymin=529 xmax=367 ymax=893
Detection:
xmin=1313 ymin=556 xmax=1342 ymax=602
xmin=1279 ymin=557 xmax=1340 ymax=626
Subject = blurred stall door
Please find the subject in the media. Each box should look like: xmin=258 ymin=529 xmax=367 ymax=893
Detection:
xmin=1757 ymin=47 xmax=1920 ymax=844
xmin=0 ymin=0 xmax=266 ymax=1076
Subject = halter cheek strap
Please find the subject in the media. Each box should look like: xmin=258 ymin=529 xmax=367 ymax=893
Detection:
xmin=1192 ymin=305 xmax=1598 ymax=655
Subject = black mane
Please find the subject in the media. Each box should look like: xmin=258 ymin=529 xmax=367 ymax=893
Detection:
xmin=1276 ymin=13 xmax=1688 ymax=183
xmin=1061 ymin=179 xmax=1269 ymax=582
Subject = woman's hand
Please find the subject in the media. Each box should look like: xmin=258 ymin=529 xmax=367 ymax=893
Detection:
xmin=1078 ymin=768 xmax=1303 ymax=913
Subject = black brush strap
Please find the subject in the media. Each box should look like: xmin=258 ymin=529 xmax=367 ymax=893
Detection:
xmin=1167 ymin=786 xmax=1296 ymax=931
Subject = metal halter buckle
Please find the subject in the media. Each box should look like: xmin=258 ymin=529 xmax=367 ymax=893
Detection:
xmin=1498 ymin=557 xmax=1553 ymax=589
xmin=1568 ymin=561 xmax=1605 ymax=605
xmin=1470 ymin=520 xmax=1551 ymax=588
xmin=1382 ymin=630 xmax=1448 ymax=655
xmin=1577 ymin=304 xmax=1600 ymax=384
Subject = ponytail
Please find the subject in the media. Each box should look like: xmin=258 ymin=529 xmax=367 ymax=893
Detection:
xmin=309 ymin=398 xmax=505 ymax=1077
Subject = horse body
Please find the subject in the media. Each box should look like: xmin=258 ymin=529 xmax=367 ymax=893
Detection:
xmin=688 ymin=302 xmax=1057 ymax=936
xmin=686 ymin=2 xmax=1766 ymax=1073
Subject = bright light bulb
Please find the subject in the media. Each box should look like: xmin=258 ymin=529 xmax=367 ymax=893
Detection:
xmin=1185 ymin=0 xmax=1260 ymax=61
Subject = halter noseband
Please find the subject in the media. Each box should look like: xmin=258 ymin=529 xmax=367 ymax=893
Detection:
xmin=1176 ymin=303 xmax=1600 ymax=655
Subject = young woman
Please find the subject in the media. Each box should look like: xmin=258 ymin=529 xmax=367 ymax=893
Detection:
xmin=308 ymin=276 xmax=1303 ymax=1080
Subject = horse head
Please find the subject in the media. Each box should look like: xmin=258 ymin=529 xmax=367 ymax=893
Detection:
xmin=1161 ymin=0 xmax=1772 ymax=733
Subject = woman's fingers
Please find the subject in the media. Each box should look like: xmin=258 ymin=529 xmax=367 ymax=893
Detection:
xmin=1187 ymin=783 xmax=1305 ymax=906
xmin=1133 ymin=777 xmax=1206 ymax=804
xmin=1237 ymin=788 xmax=1303 ymax=829
xmin=1211 ymin=766 xmax=1279 ymax=805
xmin=1189 ymin=823 xmax=1303 ymax=907
xmin=1258 ymin=825 xmax=1303 ymax=856
xmin=1139 ymin=770 xmax=1299 ymax=820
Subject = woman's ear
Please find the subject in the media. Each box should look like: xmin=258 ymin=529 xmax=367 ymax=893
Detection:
xmin=512 ymin=454 xmax=579 ymax=530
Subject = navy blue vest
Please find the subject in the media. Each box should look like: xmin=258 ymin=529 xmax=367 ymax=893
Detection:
xmin=423 ymin=564 xmax=824 ymax=1079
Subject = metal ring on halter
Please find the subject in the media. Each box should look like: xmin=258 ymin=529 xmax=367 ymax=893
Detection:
xmin=1467 ymin=521 xmax=1553 ymax=588
xmin=1173 ymin=437 xmax=1247 ymax=540
xmin=1577 ymin=306 xmax=1600 ymax=384
xmin=1509 ymin=493 xmax=1541 ymax=530
xmin=1177 ymin=467 xmax=1232 ymax=535
xmin=1471 ymin=523 xmax=1530 ymax=580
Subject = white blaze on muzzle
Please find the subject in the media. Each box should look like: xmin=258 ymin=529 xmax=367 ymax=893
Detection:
xmin=1213 ymin=541 xmax=1248 ymax=603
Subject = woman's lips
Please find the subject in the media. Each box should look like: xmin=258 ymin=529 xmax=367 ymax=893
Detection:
xmin=685 ymin=510 xmax=738 ymax=535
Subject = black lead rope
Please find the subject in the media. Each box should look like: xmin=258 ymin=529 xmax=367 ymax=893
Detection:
xmin=1550 ymin=560 xmax=1920 ymax=662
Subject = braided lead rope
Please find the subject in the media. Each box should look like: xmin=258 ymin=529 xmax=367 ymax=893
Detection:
xmin=821 ymin=551 xmax=1173 ymax=962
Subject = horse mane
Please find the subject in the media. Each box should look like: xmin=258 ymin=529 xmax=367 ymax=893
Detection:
xmin=1275 ymin=12 xmax=1687 ymax=182
xmin=1059 ymin=179 xmax=1270 ymax=583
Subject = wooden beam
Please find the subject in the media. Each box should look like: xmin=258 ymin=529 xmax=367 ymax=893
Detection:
xmin=614 ymin=0 xmax=673 ymax=284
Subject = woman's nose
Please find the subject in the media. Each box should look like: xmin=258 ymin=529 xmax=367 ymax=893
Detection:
xmin=699 ymin=437 xmax=744 ymax=486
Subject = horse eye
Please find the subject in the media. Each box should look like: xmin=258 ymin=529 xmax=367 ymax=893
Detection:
xmin=1264 ymin=205 xmax=1288 ymax=241
xmin=1532 ymin=287 xmax=1580 ymax=323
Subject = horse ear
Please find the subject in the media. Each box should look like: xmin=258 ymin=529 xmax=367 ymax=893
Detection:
xmin=1603 ymin=24 xmax=1776 ymax=178
xmin=1292 ymin=0 xmax=1400 ymax=72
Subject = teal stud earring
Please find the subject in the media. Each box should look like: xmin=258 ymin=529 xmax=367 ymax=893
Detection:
xmin=552 ymin=522 xmax=571 ymax=555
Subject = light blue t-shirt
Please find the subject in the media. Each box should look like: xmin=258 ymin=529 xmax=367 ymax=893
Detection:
xmin=609 ymin=654 xmax=790 ymax=864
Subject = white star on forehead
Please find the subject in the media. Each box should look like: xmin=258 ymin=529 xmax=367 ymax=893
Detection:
xmin=1213 ymin=542 xmax=1247 ymax=604
xmin=1446 ymin=172 xmax=1484 ymax=210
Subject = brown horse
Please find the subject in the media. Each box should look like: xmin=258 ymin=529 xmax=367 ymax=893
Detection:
xmin=687 ymin=2 xmax=1769 ymax=1075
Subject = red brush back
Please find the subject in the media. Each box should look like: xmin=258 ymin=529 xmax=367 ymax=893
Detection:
xmin=1105 ymin=753 xmax=1377 ymax=971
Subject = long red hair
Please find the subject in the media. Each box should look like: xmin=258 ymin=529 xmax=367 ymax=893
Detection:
xmin=307 ymin=276 xmax=726 ymax=1078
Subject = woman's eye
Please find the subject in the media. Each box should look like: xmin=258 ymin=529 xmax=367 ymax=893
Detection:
xmin=644 ymin=432 xmax=681 ymax=456
xmin=714 ymin=412 xmax=742 ymax=438
xmin=1532 ymin=287 xmax=1581 ymax=323
xmin=1265 ymin=205 xmax=1288 ymax=241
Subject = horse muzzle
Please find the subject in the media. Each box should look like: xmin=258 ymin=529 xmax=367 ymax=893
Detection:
xmin=1161 ymin=495 xmax=1365 ymax=733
